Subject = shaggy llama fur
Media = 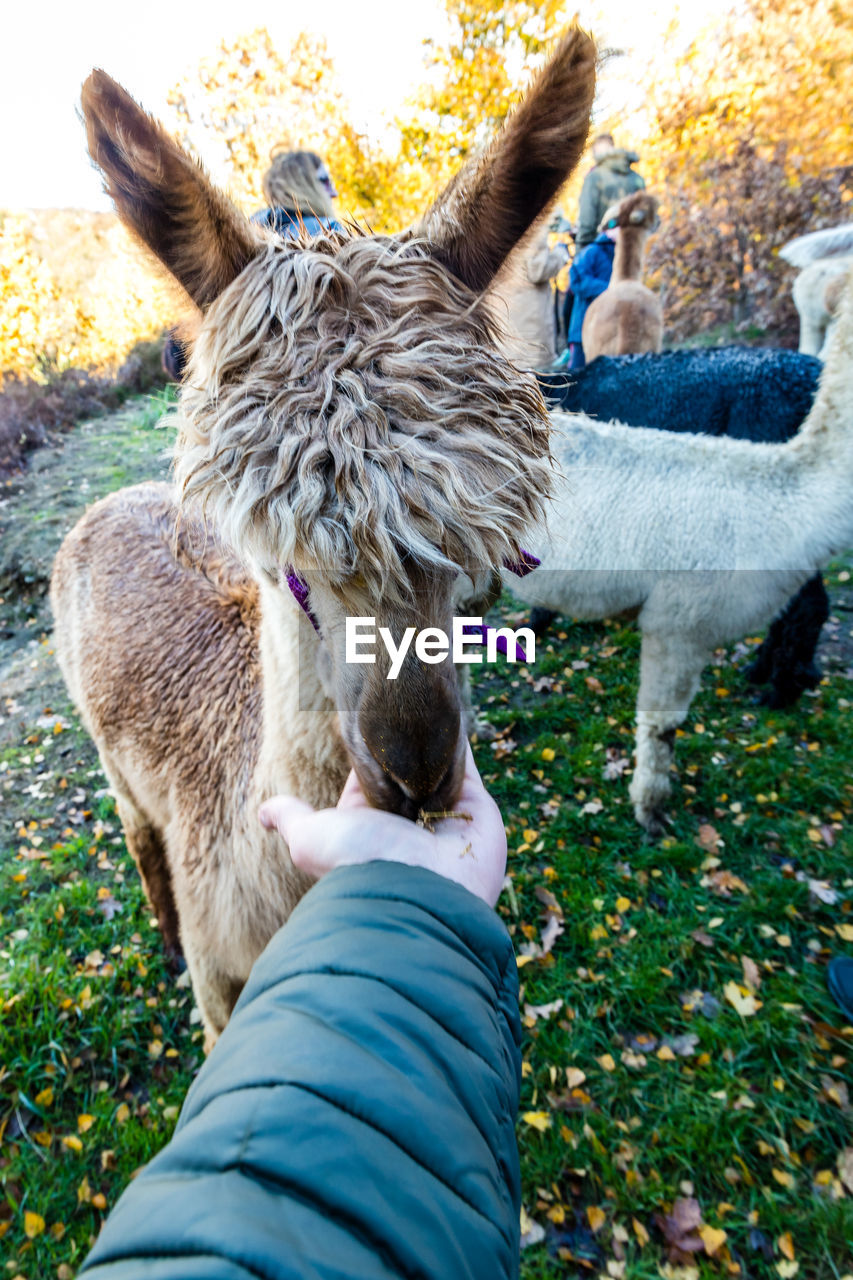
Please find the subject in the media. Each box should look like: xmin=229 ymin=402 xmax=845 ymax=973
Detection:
xmin=537 ymin=346 xmax=828 ymax=708
xmin=505 ymin=265 xmax=853 ymax=835
xmin=780 ymin=224 xmax=853 ymax=359
xmin=50 ymin=29 xmax=597 ymax=1046
xmin=581 ymin=191 xmax=662 ymax=360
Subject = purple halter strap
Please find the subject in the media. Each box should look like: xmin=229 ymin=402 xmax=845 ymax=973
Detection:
xmin=285 ymin=551 xmax=540 ymax=663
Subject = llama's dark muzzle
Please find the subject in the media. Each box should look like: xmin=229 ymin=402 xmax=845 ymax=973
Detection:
xmin=356 ymin=687 xmax=466 ymax=820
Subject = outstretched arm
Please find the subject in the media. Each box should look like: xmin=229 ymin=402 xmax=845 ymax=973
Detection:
xmin=79 ymin=749 xmax=521 ymax=1280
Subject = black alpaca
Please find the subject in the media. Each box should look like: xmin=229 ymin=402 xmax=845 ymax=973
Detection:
xmin=537 ymin=346 xmax=828 ymax=708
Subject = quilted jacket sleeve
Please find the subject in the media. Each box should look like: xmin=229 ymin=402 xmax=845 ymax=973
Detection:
xmin=78 ymin=862 xmax=522 ymax=1280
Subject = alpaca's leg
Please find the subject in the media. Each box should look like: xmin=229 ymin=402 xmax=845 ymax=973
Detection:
xmin=180 ymin=929 xmax=245 ymax=1053
xmin=100 ymin=758 xmax=181 ymax=959
xmin=749 ymin=574 xmax=829 ymax=709
xmin=458 ymin=660 xmax=499 ymax=742
xmin=629 ymin=631 xmax=709 ymax=836
xmin=530 ymin=606 xmax=558 ymax=636
xmin=797 ymin=311 xmax=824 ymax=358
xmin=115 ymin=800 xmax=181 ymax=960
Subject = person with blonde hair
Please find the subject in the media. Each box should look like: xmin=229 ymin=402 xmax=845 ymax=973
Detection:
xmin=163 ymin=150 xmax=342 ymax=379
xmin=254 ymin=149 xmax=343 ymax=239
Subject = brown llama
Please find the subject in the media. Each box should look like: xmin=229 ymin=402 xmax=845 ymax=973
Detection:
xmin=582 ymin=191 xmax=662 ymax=362
xmin=50 ymin=29 xmax=596 ymax=1049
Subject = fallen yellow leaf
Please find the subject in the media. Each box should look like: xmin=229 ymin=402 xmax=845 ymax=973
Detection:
xmin=77 ymin=1176 xmax=91 ymax=1205
xmin=778 ymin=1233 xmax=795 ymax=1262
xmin=615 ymin=896 xmax=631 ymax=913
xmin=24 ymin=1211 xmax=45 ymax=1239
xmin=776 ymin=1263 xmax=799 ymax=1279
xmin=61 ymin=1135 xmax=82 ymax=1153
xmin=657 ymin=1045 xmax=676 ymax=1062
xmin=836 ymin=923 xmax=853 ymax=943
xmin=521 ymin=1110 xmax=552 ymax=1131
xmin=837 ymin=1148 xmax=853 ymax=1194
xmin=566 ymin=1067 xmax=587 ymax=1088
xmin=115 ymin=1103 xmax=130 ymax=1124
xmin=35 ymin=1087 xmax=53 ymax=1108
xmin=77 ymin=1114 xmax=95 ymax=1134
xmin=587 ymin=1205 xmax=606 ymax=1233
xmin=724 ymin=981 xmax=762 ymax=1017
xmin=633 ymin=1216 xmax=650 ymax=1246
xmin=772 ymin=1168 xmax=795 ymax=1188
xmin=148 ymin=1039 xmax=163 ymax=1058
xmin=699 ymin=1224 xmax=727 ymax=1256
xmin=597 ymin=1053 xmax=616 ymax=1072
xmin=541 ymin=747 xmax=556 ymax=762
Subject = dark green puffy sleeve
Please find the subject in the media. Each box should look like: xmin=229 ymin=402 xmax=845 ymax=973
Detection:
xmin=79 ymin=862 xmax=522 ymax=1280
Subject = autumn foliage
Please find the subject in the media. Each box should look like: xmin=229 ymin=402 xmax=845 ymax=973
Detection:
xmin=644 ymin=0 xmax=853 ymax=341
xmin=1 ymin=0 xmax=852 ymax=393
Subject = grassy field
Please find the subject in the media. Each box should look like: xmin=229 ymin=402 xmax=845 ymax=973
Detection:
xmin=1 ymin=399 xmax=852 ymax=1279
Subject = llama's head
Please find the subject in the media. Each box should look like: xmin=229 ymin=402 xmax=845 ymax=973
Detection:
xmin=612 ymin=190 xmax=660 ymax=234
xmin=81 ymin=29 xmax=595 ymax=818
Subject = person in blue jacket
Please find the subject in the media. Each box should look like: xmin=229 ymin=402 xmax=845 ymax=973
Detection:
xmin=78 ymin=744 xmax=522 ymax=1280
xmin=162 ymin=150 xmax=344 ymax=380
xmin=566 ymin=210 xmax=619 ymax=370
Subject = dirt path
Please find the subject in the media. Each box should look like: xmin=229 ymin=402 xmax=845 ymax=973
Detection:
xmin=0 ymin=395 xmax=176 ymax=750
xmin=0 ymin=397 xmax=176 ymax=856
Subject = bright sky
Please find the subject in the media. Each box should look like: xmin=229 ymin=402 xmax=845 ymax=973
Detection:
xmin=4 ymin=0 xmax=720 ymax=211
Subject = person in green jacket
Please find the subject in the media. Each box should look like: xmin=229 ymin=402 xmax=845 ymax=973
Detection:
xmin=575 ymin=133 xmax=646 ymax=249
xmin=78 ymin=745 xmax=522 ymax=1280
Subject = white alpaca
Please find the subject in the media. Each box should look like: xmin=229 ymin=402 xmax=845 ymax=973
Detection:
xmin=505 ymin=264 xmax=853 ymax=835
xmin=780 ymin=224 xmax=853 ymax=359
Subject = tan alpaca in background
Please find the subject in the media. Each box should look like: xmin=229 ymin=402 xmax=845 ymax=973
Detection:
xmin=582 ymin=191 xmax=662 ymax=361
xmin=50 ymin=29 xmax=596 ymax=1048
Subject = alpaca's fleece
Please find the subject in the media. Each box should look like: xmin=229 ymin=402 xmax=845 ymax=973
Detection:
xmin=537 ymin=345 xmax=828 ymax=707
xmin=538 ymin=347 xmax=821 ymax=440
xmin=506 ymin=265 xmax=853 ymax=831
xmin=175 ymin=231 xmax=552 ymax=605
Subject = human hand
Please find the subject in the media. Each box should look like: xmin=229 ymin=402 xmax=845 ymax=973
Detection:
xmin=259 ymin=743 xmax=507 ymax=907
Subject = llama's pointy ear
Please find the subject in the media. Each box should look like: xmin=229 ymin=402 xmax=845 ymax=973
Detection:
xmin=414 ymin=25 xmax=596 ymax=294
xmin=81 ymin=70 xmax=259 ymax=310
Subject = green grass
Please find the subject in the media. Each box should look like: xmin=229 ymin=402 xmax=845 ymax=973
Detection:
xmin=0 ymin=779 xmax=202 ymax=1273
xmin=474 ymin=590 xmax=853 ymax=1278
xmin=1 ymin=396 xmax=852 ymax=1276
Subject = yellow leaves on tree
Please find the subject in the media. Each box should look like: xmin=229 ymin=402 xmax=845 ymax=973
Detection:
xmin=643 ymin=0 xmax=853 ymax=342
xmin=0 ymin=212 xmax=172 ymax=378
